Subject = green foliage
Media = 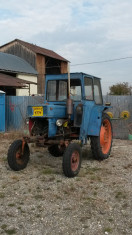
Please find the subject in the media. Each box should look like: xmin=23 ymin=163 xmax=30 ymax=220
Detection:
xmin=109 ymin=82 xmax=132 ymax=95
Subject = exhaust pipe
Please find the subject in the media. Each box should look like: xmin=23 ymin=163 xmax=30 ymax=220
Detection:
xmin=67 ymin=63 xmax=73 ymax=119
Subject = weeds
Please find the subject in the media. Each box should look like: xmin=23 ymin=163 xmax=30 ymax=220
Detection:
xmin=1 ymin=224 xmax=16 ymax=234
xmin=34 ymin=194 xmax=44 ymax=200
xmin=41 ymin=168 xmax=55 ymax=175
xmin=103 ymin=227 xmax=113 ymax=233
xmin=4 ymin=229 xmax=16 ymax=234
xmin=0 ymin=192 xmax=5 ymax=198
xmin=1 ymin=224 xmax=7 ymax=230
xmin=8 ymin=203 xmax=15 ymax=207
xmin=115 ymin=191 xmax=127 ymax=200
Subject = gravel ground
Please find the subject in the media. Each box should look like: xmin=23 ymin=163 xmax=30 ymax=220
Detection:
xmin=0 ymin=133 xmax=132 ymax=235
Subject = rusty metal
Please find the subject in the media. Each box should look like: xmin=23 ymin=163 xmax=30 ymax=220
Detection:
xmin=22 ymin=138 xmax=26 ymax=155
xmin=66 ymin=98 xmax=73 ymax=119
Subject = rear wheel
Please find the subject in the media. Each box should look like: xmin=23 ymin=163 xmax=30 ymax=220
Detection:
xmin=62 ymin=143 xmax=82 ymax=177
xmin=90 ymin=113 xmax=112 ymax=160
xmin=48 ymin=144 xmax=65 ymax=157
xmin=7 ymin=140 xmax=30 ymax=171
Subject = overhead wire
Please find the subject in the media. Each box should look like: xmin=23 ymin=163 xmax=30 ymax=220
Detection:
xmin=45 ymin=56 xmax=132 ymax=69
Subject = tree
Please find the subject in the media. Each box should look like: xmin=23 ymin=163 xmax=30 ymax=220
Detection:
xmin=109 ymin=82 xmax=132 ymax=95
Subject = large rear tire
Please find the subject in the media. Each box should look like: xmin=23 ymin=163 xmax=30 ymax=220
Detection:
xmin=62 ymin=143 xmax=82 ymax=178
xmin=7 ymin=140 xmax=30 ymax=171
xmin=90 ymin=113 xmax=112 ymax=160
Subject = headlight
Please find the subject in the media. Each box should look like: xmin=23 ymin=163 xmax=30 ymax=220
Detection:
xmin=56 ymin=119 xmax=63 ymax=127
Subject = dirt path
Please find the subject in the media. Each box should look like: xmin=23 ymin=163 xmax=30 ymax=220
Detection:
xmin=0 ymin=133 xmax=132 ymax=235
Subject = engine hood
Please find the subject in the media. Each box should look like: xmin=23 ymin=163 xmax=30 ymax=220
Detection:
xmin=27 ymin=104 xmax=67 ymax=118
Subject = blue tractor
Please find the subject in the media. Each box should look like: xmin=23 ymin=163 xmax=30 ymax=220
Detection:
xmin=7 ymin=73 xmax=112 ymax=177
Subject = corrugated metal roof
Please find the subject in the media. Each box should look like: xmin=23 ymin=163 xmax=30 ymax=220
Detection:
xmin=0 ymin=39 xmax=68 ymax=62
xmin=0 ymin=73 xmax=37 ymax=87
xmin=0 ymin=52 xmax=38 ymax=75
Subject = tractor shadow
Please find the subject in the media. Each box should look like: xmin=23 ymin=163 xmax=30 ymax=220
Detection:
xmin=82 ymin=145 xmax=94 ymax=161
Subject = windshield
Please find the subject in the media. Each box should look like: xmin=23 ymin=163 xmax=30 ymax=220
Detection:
xmin=47 ymin=79 xmax=82 ymax=101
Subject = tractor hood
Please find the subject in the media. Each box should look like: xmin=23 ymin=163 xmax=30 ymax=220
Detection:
xmin=27 ymin=104 xmax=67 ymax=118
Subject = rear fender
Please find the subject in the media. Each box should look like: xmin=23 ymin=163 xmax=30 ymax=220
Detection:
xmin=88 ymin=106 xmax=108 ymax=136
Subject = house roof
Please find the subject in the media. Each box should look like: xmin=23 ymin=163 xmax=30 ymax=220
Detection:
xmin=0 ymin=52 xmax=38 ymax=75
xmin=0 ymin=73 xmax=37 ymax=87
xmin=0 ymin=39 xmax=68 ymax=62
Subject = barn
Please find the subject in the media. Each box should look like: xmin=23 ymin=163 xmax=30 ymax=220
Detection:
xmin=0 ymin=39 xmax=69 ymax=94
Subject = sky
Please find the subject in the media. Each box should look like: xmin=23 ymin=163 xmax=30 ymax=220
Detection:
xmin=0 ymin=0 xmax=132 ymax=94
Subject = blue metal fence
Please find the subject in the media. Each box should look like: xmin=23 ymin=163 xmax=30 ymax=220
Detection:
xmin=5 ymin=96 xmax=44 ymax=131
xmin=103 ymin=95 xmax=132 ymax=139
xmin=0 ymin=91 xmax=5 ymax=132
xmin=5 ymin=95 xmax=132 ymax=139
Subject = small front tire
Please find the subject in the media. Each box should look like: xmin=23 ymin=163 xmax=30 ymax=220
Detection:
xmin=7 ymin=140 xmax=30 ymax=171
xmin=62 ymin=143 xmax=82 ymax=178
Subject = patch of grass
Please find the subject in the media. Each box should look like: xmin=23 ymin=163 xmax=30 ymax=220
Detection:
xmin=5 ymin=229 xmax=16 ymax=234
xmin=103 ymin=227 xmax=113 ymax=233
xmin=8 ymin=203 xmax=15 ymax=207
xmin=36 ymin=214 xmax=41 ymax=218
xmin=2 ymin=157 xmax=7 ymax=162
xmin=63 ymin=207 xmax=72 ymax=211
xmin=87 ymin=167 xmax=101 ymax=174
xmin=0 ymin=192 xmax=5 ymax=198
xmin=1 ymin=224 xmax=7 ymax=230
xmin=115 ymin=191 xmax=127 ymax=200
xmin=93 ymin=191 xmax=97 ymax=196
xmin=90 ymin=175 xmax=102 ymax=182
xmin=41 ymin=168 xmax=55 ymax=175
xmin=56 ymin=179 xmax=62 ymax=183
xmin=34 ymin=194 xmax=43 ymax=200
xmin=2 ymin=185 xmax=6 ymax=189
xmin=108 ymin=218 xmax=114 ymax=222
xmin=83 ymin=196 xmax=96 ymax=205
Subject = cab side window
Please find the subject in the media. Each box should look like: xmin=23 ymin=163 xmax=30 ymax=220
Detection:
xmin=84 ymin=77 xmax=93 ymax=100
xmin=94 ymin=78 xmax=103 ymax=105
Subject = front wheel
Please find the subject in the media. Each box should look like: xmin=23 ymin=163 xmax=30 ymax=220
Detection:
xmin=90 ymin=113 xmax=112 ymax=160
xmin=62 ymin=143 xmax=82 ymax=178
xmin=7 ymin=140 xmax=30 ymax=171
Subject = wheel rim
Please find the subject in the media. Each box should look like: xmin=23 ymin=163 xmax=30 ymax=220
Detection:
xmin=100 ymin=119 xmax=112 ymax=154
xmin=16 ymin=147 xmax=24 ymax=165
xmin=71 ymin=151 xmax=79 ymax=171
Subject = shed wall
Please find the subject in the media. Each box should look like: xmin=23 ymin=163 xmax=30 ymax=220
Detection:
xmin=16 ymin=74 xmax=37 ymax=96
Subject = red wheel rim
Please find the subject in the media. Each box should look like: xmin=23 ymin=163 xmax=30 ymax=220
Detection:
xmin=16 ymin=148 xmax=23 ymax=165
xmin=100 ymin=119 xmax=112 ymax=154
xmin=71 ymin=151 xmax=79 ymax=171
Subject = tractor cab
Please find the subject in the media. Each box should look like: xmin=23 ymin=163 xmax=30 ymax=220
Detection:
xmin=27 ymin=73 xmax=104 ymax=139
